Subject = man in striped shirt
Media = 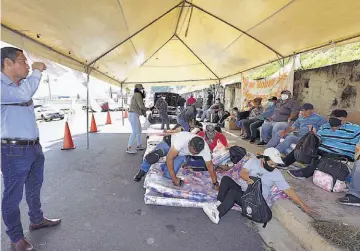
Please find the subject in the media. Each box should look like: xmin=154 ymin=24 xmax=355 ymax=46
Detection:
xmin=285 ymin=109 xmax=360 ymax=179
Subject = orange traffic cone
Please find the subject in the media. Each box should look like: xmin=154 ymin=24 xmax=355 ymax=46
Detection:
xmin=124 ymin=110 xmax=128 ymax=118
xmin=90 ymin=114 xmax=99 ymax=133
xmin=61 ymin=122 xmax=75 ymax=150
xmin=105 ymin=111 xmax=112 ymax=125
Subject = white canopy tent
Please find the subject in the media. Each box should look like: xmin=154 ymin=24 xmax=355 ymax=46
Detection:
xmin=2 ymin=0 xmax=360 ymax=86
xmin=2 ymin=0 xmax=360 ymax=148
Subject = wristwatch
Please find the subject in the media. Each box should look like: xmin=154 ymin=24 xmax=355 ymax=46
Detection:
xmin=212 ymin=181 xmax=219 ymax=188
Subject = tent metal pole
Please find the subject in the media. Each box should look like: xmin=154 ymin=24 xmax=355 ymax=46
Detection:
xmin=140 ymin=35 xmax=174 ymax=67
xmin=121 ymin=82 xmax=124 ymax=126
xmin=88 ymin=2 xmax=183 ymax=66
xmin=184 ymin=1 xmax=284 ymax=58
xmin=175 ymin=35 xmax=220 ymax=79
xmin=85 ymin=67 xmax=91 ymax=149
xmin=174 ymin=0 xmax=186 ymax=35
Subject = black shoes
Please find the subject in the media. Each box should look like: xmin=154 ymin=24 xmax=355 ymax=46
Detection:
xmin=134 ymin=170 xmax=146 ymax=182
xmin=257 ymin=141 xmax=267 ymax=146
xmin=337 ymin=194 xmax=360 ymax=207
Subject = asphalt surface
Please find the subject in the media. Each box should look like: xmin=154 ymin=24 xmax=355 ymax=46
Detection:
xmin=1 ymin=112 xmax=265 ymax=251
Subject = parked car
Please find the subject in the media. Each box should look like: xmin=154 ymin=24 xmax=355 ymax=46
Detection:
xmin=35 ymin=106 xmax=65 ymax=121
xmin=148 ymin=92 xmax=179 ymax=124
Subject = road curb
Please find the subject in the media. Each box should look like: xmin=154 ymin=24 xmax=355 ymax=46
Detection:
xmin=272 ymin=200 xmax=342 ymax=251
xmin=222 ymin=128 xmax=343 ymax=251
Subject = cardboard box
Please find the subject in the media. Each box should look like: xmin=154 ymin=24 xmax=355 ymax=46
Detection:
xmin=348 ymin=111 xmax=360 ymax=125
xmin=225 ymin=119 xmax=240 ymax=130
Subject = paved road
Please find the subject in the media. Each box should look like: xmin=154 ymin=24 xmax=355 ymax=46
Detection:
xmin=1 ymin=114 xmax=266 ymax=251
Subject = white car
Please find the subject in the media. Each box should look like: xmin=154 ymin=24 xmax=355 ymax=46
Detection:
xmin=35 ymin=106 xmax=65 ymax=121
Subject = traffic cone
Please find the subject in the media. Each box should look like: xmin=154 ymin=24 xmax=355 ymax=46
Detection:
xmin=90 ymin=114 xmax=99 ymax=133
xmin=61 ymin=122 xmax=75 ymax=150
xmin=105 ymin=111 xmax=112 ymax=125
xmin=124 ymin=110 xmax=128 ymax=118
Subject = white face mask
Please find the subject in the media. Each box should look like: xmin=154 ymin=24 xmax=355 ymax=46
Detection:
xmin=281 ymin=94 xmax=289 ymax=101
xmin=161 ymin=97 xmax=166 ymax=100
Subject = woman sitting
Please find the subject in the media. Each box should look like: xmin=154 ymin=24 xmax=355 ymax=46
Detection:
xmin=202 ymin=148 xmax=314 ymax=224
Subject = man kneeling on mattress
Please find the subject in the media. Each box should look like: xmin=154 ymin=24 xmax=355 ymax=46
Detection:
xmin=133 ymin=131 xmax=220 ymax=190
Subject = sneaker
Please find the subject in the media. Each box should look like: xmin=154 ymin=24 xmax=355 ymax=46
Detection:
xmin=136 ymin=145 xmax=146 ymax=151
xmin=257 ymin=141 xmax=267 ymax=146
xmin=202 ymin=205 xmax=220 ymax=224
xmin=287 ymin=169 xmax=305 ymax=180
xmin=134 ymin=170 xmax=146 ymax=182
xmin=249 ymin=138 xmax=256 ymax=144
xmin=337 ymin=194 xmax=360 ymax=207
xmin=126 ymin=148 xmax=137 ymax=154
xmin=242 ymin=136 xmax=251 ymax=140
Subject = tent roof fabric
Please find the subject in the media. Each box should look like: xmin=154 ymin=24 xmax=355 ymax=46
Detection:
xmin=2 ymin=0 xmax=360 ymax=86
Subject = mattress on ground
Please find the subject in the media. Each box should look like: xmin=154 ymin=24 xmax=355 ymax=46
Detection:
xmin=143 ymin=153 xmax=288 ymax=208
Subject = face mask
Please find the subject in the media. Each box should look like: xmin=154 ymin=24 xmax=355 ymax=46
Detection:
xmin=161 ymin=97 xmax=166 ymax=100
xmin=263 ymin=161 xmax=275 ymax=172
xmin=281 ymin=94 xmax=289 ymax=101
xmin=329 ymin=117 xmax=342 ymax=127
xmin=268 ymin=101 xmax=274 ymax=106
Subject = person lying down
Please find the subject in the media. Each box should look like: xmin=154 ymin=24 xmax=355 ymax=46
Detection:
xmin=134 ymin=131 xmax=220 ymax=190
xmin=202 ymin=148 xmax=315 ymax=224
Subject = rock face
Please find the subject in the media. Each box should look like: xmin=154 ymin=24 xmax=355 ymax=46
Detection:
xmin=293 ymin=60 xmax=360 ymax=117
xmin=224 ymin=60 xmax=360 ymax=123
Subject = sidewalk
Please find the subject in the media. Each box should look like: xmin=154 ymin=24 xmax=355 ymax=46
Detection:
xmin=222 ymin=128 xmax=360 ymax=251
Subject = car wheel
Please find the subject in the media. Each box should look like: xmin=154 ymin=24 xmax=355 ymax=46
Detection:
xmin=148 ymin=114 xmax=155 ymax=124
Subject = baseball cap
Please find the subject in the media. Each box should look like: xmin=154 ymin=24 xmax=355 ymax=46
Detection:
xmin=280 ymin=90 xmax=292 ymax=95
xmin=135 ymin=84 xmax=144 ymax=89
xmin=268 ymin=96 xmax=277 ymax=101
xmin=330 ymin=109 xmax=348 ymax=118
xmin=263 ymin=148 xmax=284 ymax=165
xmin=300 ymin=103 xmax=314 ymax=111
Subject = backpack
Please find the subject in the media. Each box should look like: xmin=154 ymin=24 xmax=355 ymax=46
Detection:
xmin=293 ymin=132 xmax=320 ymax=164
xmin=240 ymin=176 xmax=272 ymax=228
xmin=229 ymin=146 xmax=247 ymax=164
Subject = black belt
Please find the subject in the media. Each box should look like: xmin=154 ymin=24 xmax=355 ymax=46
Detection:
xmin=1 ymin=138 xmax=40 ymax=145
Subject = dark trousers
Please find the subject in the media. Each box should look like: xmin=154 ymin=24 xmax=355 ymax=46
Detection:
xmin=160 ymin=113 xmax=170 ymax=130
xmin=1 ymin=143 xmax=45 ymax=243
xmin=283 ymin=149 xmax=353 ymax=178
xmin=217 ymin=176 xmax=244 ymax=218
xmin=242 ymin=119 xmax=263 ymax=137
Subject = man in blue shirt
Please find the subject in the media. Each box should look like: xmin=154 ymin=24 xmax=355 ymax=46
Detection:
xmin=268 ymin=103 xmax=327 ymax=153
xmin=285 ymin=109 xmax=360 ymax=179
xmin=1 ymin=47 xmax=61 ymax=251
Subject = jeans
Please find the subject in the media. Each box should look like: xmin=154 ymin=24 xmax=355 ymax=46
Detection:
xmin=177 ymin=115 xmax=189 ymax=132
xmin=160 ymin=113 xmax=170 ymax=130
xmin=275 ymin=134 xmax=301 ymax=154
xmin=261 ymin=121 xmax=289 ymax=144
xmin=348 ymin=161 xmax=360 ymax=198
xmin=201 ymin=109 xmax=211 ymax=120
xmin=179 ymin=106 xmax=185 ymax=113
xmin=217 ymin=176 xmax=244 ymax=218
xmin=283 ymin=150 xmax=353 ymax=178
xmin=1 ymin=143 xmax=45 ymax=243
xmin=140 ymin=141 xmax=186 ymax=179
xmin=128 ymin=112 xmax=142 ymax=147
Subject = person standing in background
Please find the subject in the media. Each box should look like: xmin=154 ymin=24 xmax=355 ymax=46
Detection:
xmin=1 ymin=47 xmax=61 ymax=251
xmin=155 ymin=93 xmax=170 ymax=130
xmin=186 ymin=94 xmax=196 ymax=106
xmin=127 ymin=84 xmax=147 ymax=154
xmin=206 ymin=90 xmax=214 ymax=110
xmin=177 ymin=95 xmax=186 ymax=112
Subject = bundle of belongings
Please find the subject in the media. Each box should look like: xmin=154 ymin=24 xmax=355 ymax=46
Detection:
xmin=142 ymin=134 xmax=287 ymax=210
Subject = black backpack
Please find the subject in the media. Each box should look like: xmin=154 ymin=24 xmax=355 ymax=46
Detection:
xmin=240 ymin=176 xmax=272 ymax=228
xmin=293 ymin=132 xmax=320 ymax=164
xmin=229 ymin=146 xmax=247 ymax=164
